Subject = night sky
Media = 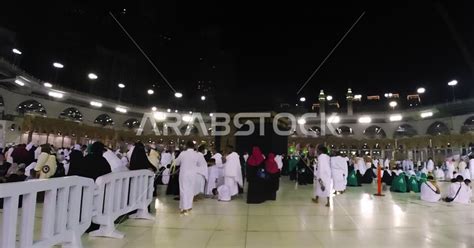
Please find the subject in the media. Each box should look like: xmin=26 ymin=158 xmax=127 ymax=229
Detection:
xmin=0 ymin=1 xmax=473 ymax=112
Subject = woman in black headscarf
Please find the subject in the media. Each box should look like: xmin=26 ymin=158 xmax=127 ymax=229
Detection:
xmin=67 ymin=148 xmax=85 ymax=176
xmin=70 ymin=142 xmax=111 ymax=180
xmin=129 ymin=142 xmax=157 ymax=172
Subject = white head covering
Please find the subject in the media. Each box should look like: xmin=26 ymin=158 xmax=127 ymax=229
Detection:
xmin=26 ymin=142 xmax=34 ymax=151
xmin=73 ymin=144 xmax=81 ymax=151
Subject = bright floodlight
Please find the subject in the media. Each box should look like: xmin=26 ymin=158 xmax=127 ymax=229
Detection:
xmin=12 ymin=48 xmax=22 ymax=55
xmin=151 ymin=106 xmax=157 ymax=111
xmin=48 ymin=91 xmax=64 ymax=99
xmin=115 ymin=106 xmax=127 ymax=113
xmin=299 ymin=97 xmax=306 ymax=102
xmin=174 ymin=92 xmax=183 ymax=98
xmin=118 ymin=83 xmax=125 ymax=88
xmin=420 ymin=111 xmax=433 ymax=118
xmin=43 ymin=82 xmax=53 ymax=88
xmin=201 ymin=95 xmax=206 ymax=101
xmin=174 ymin=110 xmax=178 ymax=113
xmin=389 ymin=114 xmax=403 ymax=122
xmin=358 ymin=116 xmax=372 ymax=123
xmin=384 ymin=93 xmax=389 ymax=98
xmin=53 ymin=62 xmax=64 ymax=68
xmin=167 ymin=108 xmax=171 ymax=113
xmin=88 ymin=73 xmax=98 ymax=80
xmin=154 ymin=112 xmax=167 ymax=121
xmin=389 ymin=101 xmax=398 ymax=108
xmin=448 ymin=80 xmax=458 ymax=86
xmin=14 ymin=79 xmax=25 ymax=86
xmin=297 ymin=118 xmax=306 ymax=125
xmin=326 ymin=95 xmax=333 ymax=101
xmin=182 ymin=114 xmax=192 ymax=122
xmin=90 ymin=101 xmax=103 ymax=107
xmin=354 ymin=94 xmax=362 ymax=100
xmin=328 ymin=115 xmax=340 ymax=124
xmin=209 ymin=113 xmax=214 ymax=117
xmin=147 ymin=89 xmax=154 ymax=95
xmin=417 ymin=87 xmax=425 ymax=94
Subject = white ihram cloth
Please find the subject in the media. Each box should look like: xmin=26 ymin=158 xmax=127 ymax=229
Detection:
xmin=434 ymin=168 xmax=445 ymax=180
xmin=314 ymin=153 xmax=332 ymax=198
xmin=160 ymin=152 xmax=173 ymax=167
xmin=5 ymin=147 xmax=13 ymax=164
xmin=175 ymin=148 xmax=199 ymax=210
xmin=470 ymin=159 xmax=474 ymax=181
xmin=446 ymin=162 xmax=455 ymax=180
xmin=275 ymin=155 xmax=283 ymax=170
xmin=217 ymin=184 xmax=231 ymax=201
xmin=161 ymin=168 xmax=170 ymax=184
xmin=331 ymin=155 xmax=348 ymax=191
xmin=103 ymin=149 xmax=128 ymax=172
xmin=427 ymin=159 xmax=435 ymax=172
xmin=207 ymin=165 xmax=219 ymax=195
xmin=355 ymin=157 xmax=366 ymax=175
xmin=194 ymin=152 xmax=208 ymax=195
xmin=420 ymin=181 xmax=441 ymax=202
xmin=223 ymin=152 xmax=243 ymax=197
xmin=447 ymin=182 xmax=472 ymax=204
xmin=212 ymin=153 xmax=225 ymax=186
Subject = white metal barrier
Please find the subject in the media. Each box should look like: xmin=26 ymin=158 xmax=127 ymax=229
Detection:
xmin=0 ymin=176 xmax=96 ymax=248
xmin=89 ymin=169 xmax=155 ymax=238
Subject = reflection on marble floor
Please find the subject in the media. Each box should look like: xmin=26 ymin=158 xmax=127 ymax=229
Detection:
xmin=82 ymin=179 xmax=473 ymax=248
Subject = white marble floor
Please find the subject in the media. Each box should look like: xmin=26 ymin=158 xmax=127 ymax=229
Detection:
xmin=83 ymin=178 xmax=474 ymax=248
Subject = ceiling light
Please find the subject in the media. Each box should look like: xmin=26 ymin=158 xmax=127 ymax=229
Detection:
xmin=14 ymin=79 xmax=25 ymax=86
xmin=326 ymin=95 xmax=333 ymax=101
xmin=147 ymin=89 xmax=154 ymax=95
xmin=167 ymin=108 xmax=171 ymax=113
xmin=182 ymin=115 xmax=192 ymax=122
xmin=420 ymin=111 xmax=433 ymax=118
xmin=389 ymin=101 xmax=397 ymax=108
xmin=43 ymin=82 xmax=53 ymax=88
xmin=354 ymin=94 xmax=362 ymax=100
xmin=297 ymin=118 xmax=306 ymax=125
xmin=48 ymin=91 xmax=64 ymax=98
xmin=174 ymin=92 xmax=183 ymax=98
xmin=358 ymin=116 xmax=372 ymax=123
xmin=118 ymin=83 xmax=125 ymax=88
xmin=12 ymin=48 xmax=22 ymax=55
xmin=328 ymin=116 xmax=340 ymax=124
xmin=447 ymin=80 xmax=457 ymax=86
xmin=417 ymin=87 xmax=425 ymax=94
xmin=154 ymin=112 xmax=167 ymax=121
xmin=53 ymin=62 xmax=64 ymax=68
xmin=90 ymin=101 xmax=103 ymax=107
xmin=88 ymin=73 xmax=98 ymax=80
xmin=389 ymin=114 xmax=403 ymax=122
xmin=115 ymin=106 xmax=127 ymax=113
xmin=201 ymin=95 xmax=206 ymax=101
xmin=299 ymin=97 xmax=306 ymax=102
xmin=151 ymin=106 xmax=157 ymax=111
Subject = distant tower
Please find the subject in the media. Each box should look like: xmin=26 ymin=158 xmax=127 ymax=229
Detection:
xmin=318 ymin=90 xmax=326 ymax=136
xmin=346 ymin=88 xmax=354 ymax=116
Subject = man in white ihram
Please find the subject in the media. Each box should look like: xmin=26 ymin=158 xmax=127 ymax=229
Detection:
xmin=175 ymin=141 xmax=199 ymax=214
xmin=313 ymin=145 xmax=332 ymax=207
xmin=217 ymin=145 xmax=243 ymax=201
xmin=331 ymin=151 xmax=348 ymax=194
xmin=194 ymin=145 xmax=208 ymax=198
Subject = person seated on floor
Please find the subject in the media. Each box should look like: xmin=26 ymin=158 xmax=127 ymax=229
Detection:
xmin=420 ymin=175 xmax=441 ymax=202
xmin=390 ymin=171 xmax=408 ymax=193
xmin=434 ymin=165 xmax=445 ymax=180
xmin=382 ymin=166 xmax=394 ymax=185
xmin=444 ymin=175 xmax=471 ymax=204
xmin=407 ymin=174 xmax=420 ymax=193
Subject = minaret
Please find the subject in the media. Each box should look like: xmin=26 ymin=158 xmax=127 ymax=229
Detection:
xmin=346 ymin=88 xmax=354 ymax=116
xmin=318 ymin=90 xmax=326 ymax=136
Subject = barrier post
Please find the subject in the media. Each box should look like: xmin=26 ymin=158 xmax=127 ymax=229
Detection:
xmin=374 ymin=162 xmax=385 ymax=197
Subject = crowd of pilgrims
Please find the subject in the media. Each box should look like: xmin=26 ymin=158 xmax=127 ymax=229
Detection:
xmin=0 ymin=141 xmax=472 ymax=213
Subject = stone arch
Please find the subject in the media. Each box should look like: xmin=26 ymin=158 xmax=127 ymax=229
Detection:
xmin=94 ymin=114 xmax=114 ymax=126
xmin=393 ymin=124 xmax=417 ymax=138
xmin=426 ymin=121 xmax=450 ymax=136
xmin=123 ymin=118 xmax=140 ymax=129
xmin=461 ymin=116 xmax=474 ymax=134
xmin=16 ymin=99 xmax=47 ymax=116
xmin=336 ymin=126 xmax=354 ymax=137
xmin=59 ymin=107 xmax=83 ymax=122
xmin=363 ymin=125 xmax=386 ymax=139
